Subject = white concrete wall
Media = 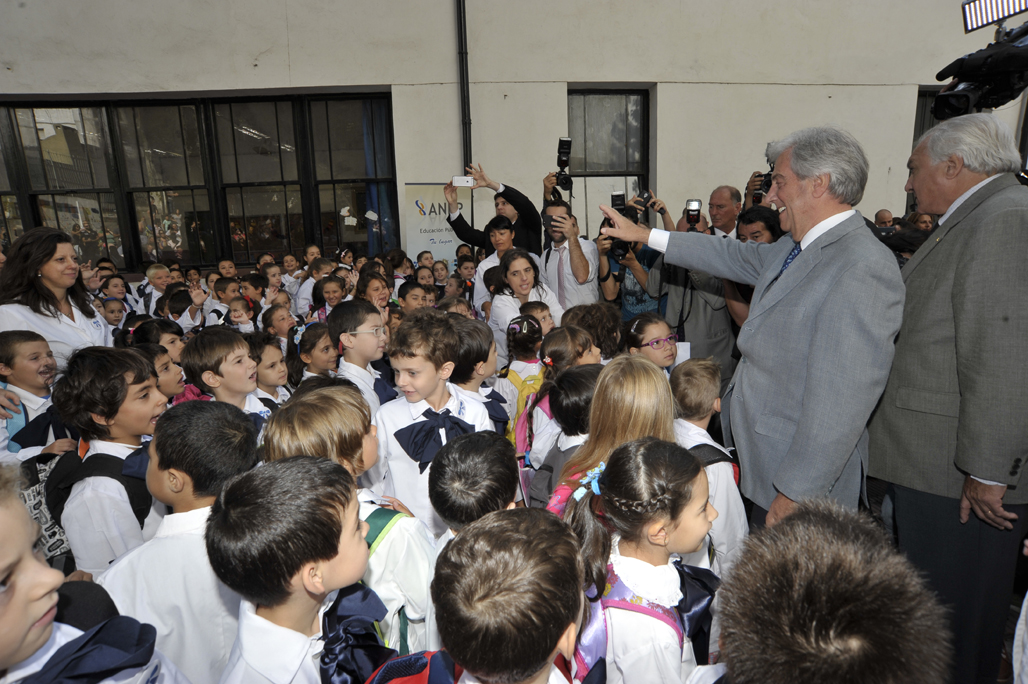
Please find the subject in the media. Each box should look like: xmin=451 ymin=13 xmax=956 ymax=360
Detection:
xmin=1 ymin=0 xmax=1023 ymax=246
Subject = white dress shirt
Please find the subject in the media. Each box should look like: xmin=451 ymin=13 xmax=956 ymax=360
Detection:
xmin=0 ymin=621 xmax=190 ymax=684
xmin=424 ymin=527 xmax=455 ymax=651
xmin=938 ymin=174 xmax=1000 ymax=226
xmin=61 ymin=440 xmax=166 ymax=574
xmin=173 ymin=308 xmax=203 ymax=335
xmin=294 ymin=278 xmax=317 ymax=318
xmin=0 ymin=384 xmax=52 ymax=465
xmin=219 ymin=593 xmax=338 ymax=684
xmin=252 ymin=386 xmax=291 ymax=406
xmin=369 ymin=384 xmax=493 ymax=538
xmin=540 ymin=238 xmax=600 ymax=309
xmin=206 ymin=302 xmax=230 ymax=327
xmin=673 ymin=419 xmax=748 ymax=578
xmin=488 ymin=286 xmax=564 ymax=368
xmin=337 ymin=359 xmax=386 ymax=416
xmin=97 ymin=506 xmax=241 ymax=684
xmin=603 ymin=537 xmax=698 ymax=684
xmin=0 ymin=301 xmax=107 ymax=367
xmin=357 ymin=489 xmax=435 ymax=654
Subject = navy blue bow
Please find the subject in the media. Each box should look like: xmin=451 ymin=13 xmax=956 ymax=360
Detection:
xmin=394 ymin=409 xmax=474 ymax=473
xmin=320 ymin=583 xmax=396 ymax=684
xmin=248 ymin=412 xmax=267 ymax=435
xmin=120 ymin=444 xmax=151 ymax=481
xmin=373 ymin=376 xmax=398 ymax=405
xmin=482 ymin=392 xmax=509 ymax=434
xmin=21 ymin=616 xmax=157 ymax=683
xmin=674 ymin=560 xmax=721 ymax=665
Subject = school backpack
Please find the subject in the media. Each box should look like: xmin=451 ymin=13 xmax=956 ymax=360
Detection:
xmin=687 ymin=443 xmax=740 ymax=486
xmin=503 ymin=369 xmax=543 ymax=447
xmin=365 ymin=650 xmax=463 ymax=684
xmin=573 ymin=561 xmax=720 ymax=684
xmin=512 ymin=393 xmax=552 ymax=459
xmin=365 ymin=507 xmax=416 ymax=656
xmin=44 ymin=450 xmax=153 ymax=532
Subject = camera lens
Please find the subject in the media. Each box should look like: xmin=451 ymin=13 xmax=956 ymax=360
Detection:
xmin=610 ymin=239 xmax=630 ymax=260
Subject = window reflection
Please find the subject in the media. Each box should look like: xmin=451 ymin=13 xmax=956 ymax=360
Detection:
xmin=36 ymin=192 xmax=123 ymax=267
xmin=134 ymin=190 xmax=213 ymax=264
xmin=16 ymin=108 xmax=111 ymax=191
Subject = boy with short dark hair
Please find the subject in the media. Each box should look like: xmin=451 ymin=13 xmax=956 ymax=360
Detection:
xmin=417 ymin=250 xmax=434 ymax=268
xmin=369 ymin=309 xmax=492 ymax=538
xmin=387 ymin=508 xmax=581 ymax=684
xmin=97 ymin=401 xmax=259 ymax=684
xmin=449 ymin=317 xmax=507 ymax=434
xmin=207 ymin=456 xmax=395 ymax=684
xmin=240 ymin=272 xmax=270 ymax=308
xmin=329 ymin=299 xmax=396 ymax=415
xmin=180 ymin=327 xmax=271 ymax=423
xmin=166 ymin=287 xmax=206 ymax=335
xmin=428 ymin=432 xmax=518 ymax=535
xmin=245 ymin=331 xmax=291 ymax=409
xmin=218 ymin=259 xmax=237 ymax=278
xmin=207 ymin=277 xmax=240 ymax=326
xmin=295 ymin=257 xmax=335 ymax=318
xmin=397 ymin=281 xmax=428 ymax=314
xmin=49 ymin=347 xmax=169 ymax=574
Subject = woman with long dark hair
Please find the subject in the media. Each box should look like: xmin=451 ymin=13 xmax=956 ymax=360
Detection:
xmin=0 ymin=228 xmax=106 ymax=364
xmin=487 ymin=248 xmax=564 ymax=367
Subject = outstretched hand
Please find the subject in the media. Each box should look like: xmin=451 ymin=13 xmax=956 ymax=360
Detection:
xmin=598 ymin=205 xmax=652 ymax=245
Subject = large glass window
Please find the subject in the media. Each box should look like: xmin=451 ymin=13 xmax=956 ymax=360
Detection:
xmin=567 ymin=92 xmax=648 ymax=234
xmin=0 ymin=134 xmax=23 ymax=250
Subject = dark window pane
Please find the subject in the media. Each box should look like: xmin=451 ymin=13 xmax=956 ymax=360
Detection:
xmin=1 ymin=196 xmax=24 ymax=247
xmin=326 ymin=100 xmax=367 ymax=179
xmin=214 ymin=104 xmax=237 ymax=184
xmin=626 ymin=95 xmax=644 ymax=174
xmin=372 ymin=100 xmax=393 ymax=177
xmin=277 ymin=102 xmax=298 ymax=182
xmin=287 ymin=187 xmax=304 ymax=257
xmin=117 ymin=108 xmax=145 ymax=188
xmin=25 ymin=109 xmax=110 ymax=190
xmin=568 ymin=95 xmax=586 ymax=173
xmin=225 ymin=187 xmax=247 ymax=262
xmin=231 ymin=102 xmax=283 ymax=183
xmin=82 ymin=109 xmax=110 ymax=188
xmin=181 ymin=106 xmax=205 ymax=186
xmin=133 ymin=106 xmax=189 ymax=188
xmin=319 ymin=184 xmax=337 ymax=252
xmin=98 ymin=193 xmax=123 ymax=267
xmin=242 ymin=186 xmax=287 ymax=257
xmin=311 ymin=101 xmax=331 ymax=181
xmin=584 ymin=96 xmax=627 ymax=173
xmin=367 ymin=182 xmax=398 ymax=253
xmin=139 ymin=189 xmax=214 ymax=264
xmin=134 ymin=192 xmax=157 ymax=260
xmin=37 ymin=193 xmax=114 ymax=265
xmin=16 ymin=109 xmax=47 ymax=190
xmin=336 ymin=183 xmax=367 ymax=246
xmin=0 ymin=137 xmax=11 ymax=191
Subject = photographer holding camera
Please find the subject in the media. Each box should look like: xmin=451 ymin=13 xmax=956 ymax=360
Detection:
xmin=595 ymin=192 xmax=671 ymax=318
xmin=540 ymin=199 xmax=599 ymax=308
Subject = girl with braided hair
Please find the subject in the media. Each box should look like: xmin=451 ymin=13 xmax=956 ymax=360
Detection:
xmin=563 ymin=437 xmax=719 ymax=684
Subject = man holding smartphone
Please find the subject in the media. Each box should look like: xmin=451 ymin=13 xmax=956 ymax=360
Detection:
xmin=540 ymin=200 xmax=598 ymax=309
xmin=443 ymin=164 xmax=544 ymax=256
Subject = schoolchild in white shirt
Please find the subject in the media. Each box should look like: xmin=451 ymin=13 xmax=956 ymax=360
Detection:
xmin=285 ymin=322 xmax=338 ymax=391
xmin=564 ymin=438 xmax=720 ymax=684
xmin=423 ymin=432 xmax=519 ymax=651
xmin=310 ymin=275 xmax=347 ymax=324
xmin=261 ymin=303 xmax=298 ymax=357
xmin=492 ymin=315 xmax=543 ymax=425
xmin=117 ymin=318 xmax=186 ymax=364
xmin=0 ymin=466 xmax=189 ymax=684
xmin=96 ymin=401 xmax=259 ymax=684
xmin=449 ymin=317 xmax=507 ymax=435
xmin=423 ymin=508 xmax=581 ymax=684
xmin=368 ymin=309 xmax=492 ymax=539
xmin=206 ymin=278 xmax=239 ymax=327
xmin=294 ymin=257 xmax=334 ymax=319
xmin=131 ymin=343 xmax=187 ymax=405
xmin=165 ymin=285 xmax=207 ymax=335
xmin=180 ymin=327 xmax=271 ymax=428
xmin=239 ymin=273 xmax=269 ymax=314
xmin=245 ymin=332 xmax=291 ymax=411
xmin=670 ymin=359 xmax=747 ymax=578
xmin=226 ymin=296 xmax=257 ymax=334
xmin=263 ymin=387 xmax=434 ymax=655
xmin=330 ymin=299 xmax=396 ymax=416
xmin=0 ymin=332 xmax=75 ymax=465
xmin=280 ymin=253 xmax=303 ymax=298
xmin=49 ymin=347 xmax=169 ymax=574
xmin=208 ymin=456 xmax=395 ymax=684
xmin=135 ymin=264 xmax=172 ymax=316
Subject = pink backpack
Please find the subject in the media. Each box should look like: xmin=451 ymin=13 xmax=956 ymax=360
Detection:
xmin=513 ymin=393 xmax=551 ymax=457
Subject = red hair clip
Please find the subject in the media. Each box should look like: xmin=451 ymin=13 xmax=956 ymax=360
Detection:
xmin=542 ymin=356 xmax=553 ymax=367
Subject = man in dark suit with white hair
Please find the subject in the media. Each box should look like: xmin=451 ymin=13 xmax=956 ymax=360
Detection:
xmin=869 ymin=112 xmax=1028 ymax=683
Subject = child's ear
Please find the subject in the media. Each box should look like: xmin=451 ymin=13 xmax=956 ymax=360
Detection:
xmin=505 ymin=500 xmax=517 ymax=511
xmin=713 ymin=397 xmax=722 ymax=414
xmin=645 ymin=519 xmax=669 ymax=547
xmin=0 ymin=363 xmax=12 ymax=378
xmin=201 ymin=370 xmax=223 ymax=389
xmin=165 ymin=468 xmax=190 ymax=495
xmin=89 ymin=412 xmax=113 ymax=428
xmin=439 ymin=361 xmax=455 ymax=380
xmin=473 ymin=360 xmax=486 ymax=377
xmin=628 ymin=347 xmax=639 ymax=356
xmin=339 ymin=333 xmax=356 ymax=352
xmin=298 ymin=561 xmax=327 ymax=596
xmin=300 ymin=352 xmax=313 ymax=365
xmin=555 ymin=620 xmax=579 ymax=661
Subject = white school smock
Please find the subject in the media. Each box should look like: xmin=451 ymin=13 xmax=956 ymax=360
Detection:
xmin=0 ymin=301 xmax=106 ymax=367
xmin=370 ymin=384 xmax=493 ymax=538
xmin=96 ymin=506 xmax=241 ymax=684
xmin=337 ymin=359 xmax=386 ymax=416
xmin=424 ymin=527 xmax=455 ymax=652
xmin=61 ymin=440 xmax=166 ymax=574
xmin=488 ymin=286 xmax=564 ymax=369
xmin=603 ymin=537 xmax=697 ymax=684
xmin=252 ymin=385 xmax=290 ymax=406
xmin=0 ymin=622 xmax=190 ymax=684
xmin=0 ymin=384 xmax=52 ymax=465
xmin=219 ymin=592 xmax=338 ymax=684
xmin=358 ymin=488 xmax=435 ymax=653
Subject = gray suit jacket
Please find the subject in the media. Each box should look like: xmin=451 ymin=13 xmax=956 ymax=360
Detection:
xmin=868 ymin=174 xmax=1028 ymax=503
xmin=663 ymin=213 xmax=904 ymax=509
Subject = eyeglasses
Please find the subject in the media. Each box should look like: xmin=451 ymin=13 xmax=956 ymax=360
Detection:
xmin=641 ymin=334 xmax=677 ymax=350
xmin=351 ymin=326 xmax=386 ymax=338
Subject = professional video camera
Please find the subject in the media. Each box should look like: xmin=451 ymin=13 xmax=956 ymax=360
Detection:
xmin=933 ymin=19 xmax=1028 ymax=119
xmin=555 ymin=138 xmax=573 ymax=194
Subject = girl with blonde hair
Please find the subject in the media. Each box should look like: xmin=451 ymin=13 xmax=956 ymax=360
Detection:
xmin=547 ymin=354 xmax=676 ymax=516
xmin=262 ymin=386 xmax=435 ymax=655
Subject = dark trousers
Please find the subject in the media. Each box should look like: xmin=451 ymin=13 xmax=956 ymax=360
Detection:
xmin=748 ymin=502 xmax=769 ymax=532
xmin=892 ymin=484 xmax=1028 ymax=684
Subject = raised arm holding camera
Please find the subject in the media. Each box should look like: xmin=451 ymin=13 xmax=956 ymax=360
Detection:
xmin=444 ymin=163 xmax=544 ymax=256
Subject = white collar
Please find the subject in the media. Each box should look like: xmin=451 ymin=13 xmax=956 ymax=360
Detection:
xmin=243 ymin=393 xmax=273 ymax=418
xmin=339 ymin=359 xmax=377 ymax=383
xmin=405 ymin=383 xmax=463 ymax=420
xmin=610 ymin=536 xmax=682 ymax=608
xmin=798 ymin=209 xmax=856 ymax=249
xmin=452 ymin=385 xmax=487 ymax=404
xmin=557 ymin=431 xmax=587 ymax=451
xmin=5 ymin=383 xmax=50 ymax=414
xmin=84 ymin=439 xmax=143 ymax=459
xmin=938 ymin=174 xmax=1001 ymax=227
xmin=673 ymin=418 xmax=727 ymax=452
xmin=253 ymin=386 xmax=290 ymax=404
xmin=154 ymin=506 xmax=211 ymax=538
xmin=3 ymin=622 xmax=82 ymax=681
xmin=236 ymin=593 xmax=336 ymax=684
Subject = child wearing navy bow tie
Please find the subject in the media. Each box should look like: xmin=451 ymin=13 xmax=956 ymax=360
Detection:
xmin=365 ymin=309 xmax=493 ymax=539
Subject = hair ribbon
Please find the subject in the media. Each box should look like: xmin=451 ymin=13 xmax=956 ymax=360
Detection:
xmin=542 ymin=356 xmax=553 ymax=367
xmin=572 ymin=463 xmax=606 ymax=501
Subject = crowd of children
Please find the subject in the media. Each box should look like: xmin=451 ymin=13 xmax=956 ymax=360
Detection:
xmin=0 ymin=228 xmax=953 ymax=684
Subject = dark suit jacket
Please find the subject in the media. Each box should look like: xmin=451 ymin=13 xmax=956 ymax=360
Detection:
xmin=445 ymin=183 xmax=543 ymax=255
xmin=869 ymin=174 xmax=1028 ymax=503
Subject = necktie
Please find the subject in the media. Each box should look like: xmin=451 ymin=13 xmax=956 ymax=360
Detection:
xmin=557 ymin=245 xmax=567 ymax=309
xmin=779 ymin=241 xmax=802 ymax=276
xmin=21 ymin=616 xmax=157 ymax=684
xmin=319 ymin=584 xmax=396 ymax=684
xmin=393 ymin=408 xmax=475 ymax=472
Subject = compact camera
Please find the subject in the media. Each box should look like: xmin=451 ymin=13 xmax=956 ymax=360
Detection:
xmin=609 ymin=191 xmax=632 ymax=260
xmin=637 ymin=189 xmax=666 ymax=216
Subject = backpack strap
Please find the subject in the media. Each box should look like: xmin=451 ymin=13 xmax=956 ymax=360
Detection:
xmin=688 ymin=443 xmax=740 ymax=486
xmin=365 ymin=507 xmax=406 ymax=556
xmin=257 ymin=396 xmax=279 ymax=414
xmin=365 ymin=650 xmax=462 ymax=684
xmin=45 ymin=452 xmax=154 ymax=530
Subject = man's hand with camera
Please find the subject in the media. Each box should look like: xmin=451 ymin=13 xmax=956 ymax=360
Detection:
xmin=599 ymin=205 xmax=652 ymax=245
xmin=466 ymin=163 xmax=500 ymax=192
xmin=444 ymin=180 xmax=460 ymax=215
xmin=543 ymin=172 xmax=558 ymax=202
xmin=629 ymin=191 xmax=676 ymax=232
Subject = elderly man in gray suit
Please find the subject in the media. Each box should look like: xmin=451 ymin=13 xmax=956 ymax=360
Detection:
xmin=600 ymin=126 xmax=904 ymax=527
xmin=869 ymin=113 xmax=1028 ymax=684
